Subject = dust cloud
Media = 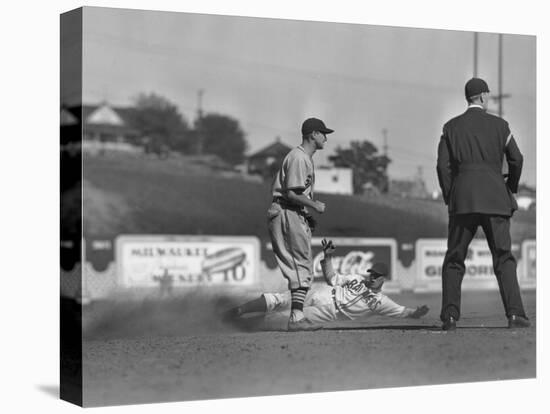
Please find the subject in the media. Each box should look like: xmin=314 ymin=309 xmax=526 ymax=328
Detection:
xmin=82 ymin=291 xmax=264 ymax=340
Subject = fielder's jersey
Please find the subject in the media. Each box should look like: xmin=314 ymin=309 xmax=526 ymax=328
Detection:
xmin=330 ymin=274 xmax=406 ymax=320
xmin=272 ymin=146 xmax=314 ymax=200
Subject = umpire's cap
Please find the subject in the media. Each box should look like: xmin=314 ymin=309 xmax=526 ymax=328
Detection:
xmin=465 ymin=77 xmax=490 ymax=99
xmin=367 ymin=262 xmax=389 ymax=278
xmin=301 ymin=118 xmax=334 ymax=136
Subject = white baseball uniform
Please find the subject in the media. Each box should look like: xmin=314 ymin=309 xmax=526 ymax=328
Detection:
xmin=267 ymin=145 xmax=315 ymax=290
xmin=263 ymin=274 xmax=410 ymax=323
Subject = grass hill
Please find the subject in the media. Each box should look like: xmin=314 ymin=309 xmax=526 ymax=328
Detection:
xmin=80 ymin=152 xmax=535 ymax=268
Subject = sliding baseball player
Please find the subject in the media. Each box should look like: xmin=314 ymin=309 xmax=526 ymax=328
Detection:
xmin=224 ymin=239 xmax=429 ymax=327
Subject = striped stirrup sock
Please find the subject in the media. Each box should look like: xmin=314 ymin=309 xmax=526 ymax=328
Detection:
xmin=290 ymin=287 xmax=308 ymax=311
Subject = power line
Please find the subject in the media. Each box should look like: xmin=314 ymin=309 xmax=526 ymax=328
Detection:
xmin=85 ymin=31 xmax=461 ymax=94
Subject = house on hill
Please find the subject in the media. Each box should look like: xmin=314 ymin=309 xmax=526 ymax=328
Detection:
xmin=82 ymin=102 xmax=140 ymax=143
xmin=247 ymin=137 xmax=292 ymax=180
xmin=246 ymin=137 xmax=353 ymax=194
xmin=64 ymin=102 xmax=142 ymax=153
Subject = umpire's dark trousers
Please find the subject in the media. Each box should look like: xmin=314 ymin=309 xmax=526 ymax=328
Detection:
xmin=440 ymin=213 xmax=527 ymax=322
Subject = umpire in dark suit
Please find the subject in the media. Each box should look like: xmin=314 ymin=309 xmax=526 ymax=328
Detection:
xmin=436 ymin=77 xmax=530 ymax=331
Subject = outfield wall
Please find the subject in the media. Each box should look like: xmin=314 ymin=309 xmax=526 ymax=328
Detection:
xmin=61 ymin=236 xmax=536 ymax=302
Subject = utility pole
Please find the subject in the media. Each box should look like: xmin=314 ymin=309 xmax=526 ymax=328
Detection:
xmin=381 ymin=128 xmax=389 ymax=193
xmin=196 ymin=89 xmax=204 ymax=155
xmin=473 ymin=32 xmax=478 ymax=77
xmin=382 ymin=128 xmax=388 ymax=157
xmin=197 ymin=88 xmax=204 ymax=120
xmin=491 ymin=34 xmax=510 ymax=117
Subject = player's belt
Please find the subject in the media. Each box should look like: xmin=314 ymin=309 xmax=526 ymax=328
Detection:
xmin=457 ymin=162 xmax=501 ymax=174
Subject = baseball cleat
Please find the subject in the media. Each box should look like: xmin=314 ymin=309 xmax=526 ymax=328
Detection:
xmin=508 ymin=315 xmax=530 ymax=329
xmin=222 ymin=306 xmax=243 ymax=322
xmin=287 ymin=318 xmax=322 ymax=332
xmin=441 ymin=316 xmax=457 ymax=331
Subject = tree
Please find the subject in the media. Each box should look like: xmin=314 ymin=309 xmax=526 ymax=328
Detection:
xmin=194 ymin=113 xmax=248 ymax=165
xmin=129 ymin=93 xmax=192 ymax=154
xmin=328 ymin=141 xmax=391 ymax=194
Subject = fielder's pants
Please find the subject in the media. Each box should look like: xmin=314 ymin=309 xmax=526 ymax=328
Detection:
xmin=440 ymin=213 xmax=527 ymax=322
xmin=267 ymin=202 xmax=313 ymax=290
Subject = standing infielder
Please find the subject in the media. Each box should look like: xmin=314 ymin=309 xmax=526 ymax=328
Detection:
xmin=225 ymin=239 xmax=429 ymax=325
xmin=268 ymin=117 xmax=333 ymax=331
xmin=437 ymin=77 xmax=530 ymax=331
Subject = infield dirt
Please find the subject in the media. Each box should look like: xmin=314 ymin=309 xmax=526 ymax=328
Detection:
xmin=82 ymin=289 xmax=536 ymax=407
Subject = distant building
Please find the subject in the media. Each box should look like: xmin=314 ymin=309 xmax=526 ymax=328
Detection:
xmin=82 ymin=102 xmax=140 ymax=143
xmin=389 ymin=167 xmax=429 ymax=199
xmin=64 ymin=102 xmax=140 ymax=142
xmin=516 ymin=184 xmax=536 ymax=210
xmin=64 ymin=102 xmax=142 ymax=154
xmin=316 ymin=167 xmax=353 ymax=195
xmin=247 ymin=137 xmax=292 ymax=180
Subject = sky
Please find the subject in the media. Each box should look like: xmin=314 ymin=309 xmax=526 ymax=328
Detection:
xmin=67 ymin=6 xmax=536 ymax=192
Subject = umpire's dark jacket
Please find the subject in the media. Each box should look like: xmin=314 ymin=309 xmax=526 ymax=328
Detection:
xmin=437 ymin=106 xmax=523 ymax=216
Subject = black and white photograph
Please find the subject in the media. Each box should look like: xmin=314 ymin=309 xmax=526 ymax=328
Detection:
xmin=4 ymin=1 xmax=548 ymax=413
xmin=58 ymin=4 xmax=540 ymax=407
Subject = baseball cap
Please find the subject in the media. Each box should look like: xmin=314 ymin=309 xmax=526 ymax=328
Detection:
xmin=367 ymin=262 xmax=389 ymax=278
xmin=301 ymin=117 xmax=334 ymax=136
xmin=465 ymin=78 xmax=490 ymax=99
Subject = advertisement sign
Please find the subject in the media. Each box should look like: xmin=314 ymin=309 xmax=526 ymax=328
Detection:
xmin=116 ymin=235 xmax=260 ymax=287
xmin=311 ymin=237 xmax=397 ymax=282
xmin=415 ymin=238 xmax=521 ymax=291
xmin=417 ymin=239 xmax=495 ymax=281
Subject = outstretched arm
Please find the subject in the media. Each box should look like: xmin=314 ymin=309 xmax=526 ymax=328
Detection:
xmin=374 ymin=294 xmax=430 ymax=319
xmin=320 ymin=239 xmax=337 ymax=285
xmin=402 ymin=305 xmax=430 ymax=319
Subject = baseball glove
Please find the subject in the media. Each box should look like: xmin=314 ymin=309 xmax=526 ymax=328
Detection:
xmin=409 ymin=305 xmax=430 ymax=319
xmin=305 ymin=213 xmax=317 ymax=233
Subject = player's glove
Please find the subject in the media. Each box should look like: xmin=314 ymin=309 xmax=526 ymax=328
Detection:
xmin=305 ymin=213 xmax=317 ymax=233
xmin=409 ymin=305 xmax=430 ymax=319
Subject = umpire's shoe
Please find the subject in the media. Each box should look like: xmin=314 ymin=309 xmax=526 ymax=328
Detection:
xmin=508 ymin=315 xmax=531 ymax=329
xmin=441 ymin=316 xmax=457 ymax=331
xmin=288 ymin=318 xmax=322 ymax=332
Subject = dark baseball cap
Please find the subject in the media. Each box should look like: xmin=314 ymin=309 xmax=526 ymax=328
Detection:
xmin=465 ymin=78 xmax=490 ymax=99
xmin=301 ymin=117 xmax=334 ymax=136
xmin=367 ymin=262 xmax=388 ymax=277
